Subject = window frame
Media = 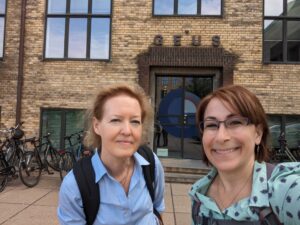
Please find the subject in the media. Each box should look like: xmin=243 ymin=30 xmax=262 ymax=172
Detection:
xmin=40 ymin=108 xmax=85 ymax=149
xmin=263 ymin=0 xmax=300 ymax=64
xmin=152 ymin=0 xmax=223 ymax=17
xmin=43 ymin=0 xmax=112 ymax=61
xmin=0 ymin=0 xmax=7 ymax=60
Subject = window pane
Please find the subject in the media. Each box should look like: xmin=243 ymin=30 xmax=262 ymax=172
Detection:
xmin=68 ymin=18 xmax=87 ymax=58
xmin=285 ymin=116 xmax=300 ymax=149
xmin=92 ymin=0 xmax=111 ymax=14
xmin=0 ymin=18 xmax=4 ymax=57
xmin=268 ymin=116 xmax=281 ymax=149
xmin=287 ymin=0 xmax=300 ymax=16
xmin=154 ymin=0 xmax=174 ymax=15
xmin=287 ymin=21 xmax=300 ymax=62
xmin=264 ymin=0 xmax=283 ymax=16
xmin=201 ymin=0 xmax=221 ymax=15
xmin=178 ymin=0 xmax=197 ymax=15
xmin=41 ymin=110 xmax=62 ymax=149
xmin=90 ymin=18 xmax=110 ymax=59
xmin=0 ymin=0 xmax=6 ymax=14
xmin=70 ymin=0 xmax=88 ymax=13
xmin=66 ymin=111 xmax=84 ymax=136
xmin=48 ymin=0 xmax=66 ymax=14
xmin=264 ymin=20 xmax=283 ymax=61
xmin=45 ymin=18 xmax=65 ymax=58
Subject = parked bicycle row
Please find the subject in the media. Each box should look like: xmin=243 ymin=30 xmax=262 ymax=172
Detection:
xmin=0 ymin=122 xmax=93 ymax=192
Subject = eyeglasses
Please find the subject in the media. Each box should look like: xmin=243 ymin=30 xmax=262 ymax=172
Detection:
xmin=199 ymin=116 xmax=250 ymax=133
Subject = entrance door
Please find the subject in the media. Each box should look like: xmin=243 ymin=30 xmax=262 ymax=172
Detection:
xmin=154 ymin=76 xmax=213 ymax=159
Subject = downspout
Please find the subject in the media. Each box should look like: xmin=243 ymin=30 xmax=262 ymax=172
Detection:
xmin=16 ymin=0 xmax=27 ymax=125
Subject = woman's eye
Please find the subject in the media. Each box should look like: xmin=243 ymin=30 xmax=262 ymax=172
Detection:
xmin=110 ymin=119 xmax=120 ymax=123
xmin=205 ymin=123 xmax=218 ymax=129
xmin=131 ymin=120 xmax=141 ymax=125
xmin=228 ymin=119 xmax=243 ymax=126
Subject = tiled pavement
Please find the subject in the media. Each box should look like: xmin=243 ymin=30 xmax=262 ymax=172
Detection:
xmin=0 ymin=172 xmax=192 ymax=225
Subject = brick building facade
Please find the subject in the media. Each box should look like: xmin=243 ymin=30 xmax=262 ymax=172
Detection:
xmin=0 ymin=0 xmax=299 ymax=159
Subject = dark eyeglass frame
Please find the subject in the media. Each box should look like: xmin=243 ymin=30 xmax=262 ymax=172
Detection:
xmin=199 ymin=116 xmax=251 ymax=133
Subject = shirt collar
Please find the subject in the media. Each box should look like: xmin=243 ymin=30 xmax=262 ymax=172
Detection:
xmin=91 ymin=150 xmax=150 ymax=183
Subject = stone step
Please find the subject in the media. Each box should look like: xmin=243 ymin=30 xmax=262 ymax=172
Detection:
xmin=164 ymin=172 xmax=205 ymax=184
xmin=164 ymin=166 xmax=209 ymax=175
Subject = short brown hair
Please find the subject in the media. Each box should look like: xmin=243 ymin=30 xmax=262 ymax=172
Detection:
xmin=84 ymin=83 xmax=153 ymax=149
xmin=196 ymin=85 xmax=270 ymax=165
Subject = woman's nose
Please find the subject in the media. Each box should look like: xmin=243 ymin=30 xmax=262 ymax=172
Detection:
xmin=120 ymin=122 xmax=131 ymax=135
xmin=215 ymin=123 xmax=230 ymax=141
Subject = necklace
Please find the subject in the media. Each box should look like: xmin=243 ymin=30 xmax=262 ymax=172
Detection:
xmin=216 ymin=172 xmax=252 ymax=210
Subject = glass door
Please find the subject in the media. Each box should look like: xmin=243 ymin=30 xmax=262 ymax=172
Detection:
xmin=154 ymin=76 xmax=213 ymax=159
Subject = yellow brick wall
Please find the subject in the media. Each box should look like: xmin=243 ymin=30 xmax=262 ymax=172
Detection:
xmin=0 ymin=0 xmax=299 ymax=134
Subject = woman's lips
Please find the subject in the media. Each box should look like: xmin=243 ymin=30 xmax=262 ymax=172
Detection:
xmin=213 ymin=147 xmax=239 ymax=154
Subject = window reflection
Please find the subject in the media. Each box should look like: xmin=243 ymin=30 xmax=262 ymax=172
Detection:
xmin=287 ymin=0 xmax=300 ymax=16
xmin=70 ymin=0 xmax=88 ymax=13
xmin=48 ymin=0 xmax=66 ymax=14
xmin=264 ymin=20 xmax=283 ymax=62
xmin=287 ymin=21 xmax=300 ymax=61
xmin=92 ymin=0 xmax=111 ymax=14
xmin=286 ymin=117 xmax=300 ymax=149
xmin=268 ymin=116 xmax=281 ymax=149
xmin=201 ymin=0 xmax=221 ymax=15
xmin=0 ymin=18 xmax=4 ymax=57
xmin=68 ymin=19 xmax=87 ymax=58
xmin=154 ymin=0 xmax=174 ymax=15
xmin=264 ymin=0 xmax=283 ymax=16
xmin=178 ymin=0 xmax=197 ymax=15
xmin=90 ymin=18 xmax=110 ymax=59
xmin=0 ymin=0 xmax=6 ymax=14
xmin=45 ymin=18 xmax=65 ymax=58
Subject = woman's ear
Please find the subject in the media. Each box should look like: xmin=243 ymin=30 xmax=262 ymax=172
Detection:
xmin=255 ymin=124 xmax=263 ymax=145
xmin=93 ymin=117 xmax=101 ymax=136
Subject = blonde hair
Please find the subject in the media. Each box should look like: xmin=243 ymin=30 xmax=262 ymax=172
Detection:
xmin=84 ymin=83 xmax=153 ymax=149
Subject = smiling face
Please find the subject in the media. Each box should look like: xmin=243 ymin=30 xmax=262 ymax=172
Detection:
xmin=93 ymin=94 xmax=142 ymax=160
xmin=202 ymin=97 xmax=263 ymax=172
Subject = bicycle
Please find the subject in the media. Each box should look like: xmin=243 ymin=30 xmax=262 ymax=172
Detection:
xmin=42 ymin=133 xmax=61 ymax=172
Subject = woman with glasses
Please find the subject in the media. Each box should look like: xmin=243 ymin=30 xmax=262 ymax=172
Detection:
xmin=189 ymin=85 xmax=300 ymax=225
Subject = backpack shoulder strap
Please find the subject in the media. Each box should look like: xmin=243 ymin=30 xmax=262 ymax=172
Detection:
xmin=258 ymin=162 xmax=283 ymax=225
xmin=73 ymin=156 xmax=99 ymax=225
xmin=137 ymin=145 xmax=163 ymax=224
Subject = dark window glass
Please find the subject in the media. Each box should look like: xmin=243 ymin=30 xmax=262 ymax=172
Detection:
xmin=92 ymin=0 xmax=111 ymax=14
xmin=41 ymin=109 xmax=84 ymax=149
xmin=48 ymin=0 xmax=66 ymax=14
xmin=287 ymin=0 xmax=300 ymax=16
xmin=0 ymin=0 xmax=6 ymax=14
xmin=264 ymin=0 xmax=283 ymax=16
xmin=178 ymin=0 xmax=197 ymax=15
xmin=286 ymin=116 xmax=300 ymax=149
xmin=154 ymin=0 xmax=174 ymax=15
xmin=201 ymin=0 xmax=221 ymax=15
xmin=264 ymin=0 xmax=300 ymax=63
xmin=287 ymin=20 xmax=300 ymax=62
xmin=0 ymin=18 xmax=4 ymax=57
xmin=268 ymin=116 xmax=281 ymax=149
xmin=0 ymin=0 xmax=5 ymax=58
xmin=90 ymin=18 xmax=110 ymax=59
xmin=68 ymin=18 xmax=87 ymax=58
xmin=45 ymin=0 xmax=111 ymax=60
xmin=45 ymin=18 xmax=65 ymax=58
xmin=264 ymin=20 xmax=283 ymax=62
xmin=70 ymin=0 xmax=88 ymax=13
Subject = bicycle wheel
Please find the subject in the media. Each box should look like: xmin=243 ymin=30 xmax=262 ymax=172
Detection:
xmin=45 ymin=147 xmax=61 ymax=171
xmin=19 ymin=151 xmax=42 ymax=187
xmin=59 ymin=152 xmax=74 ymax=180
xmin=0 ymin=158 xmax=8 ymax=192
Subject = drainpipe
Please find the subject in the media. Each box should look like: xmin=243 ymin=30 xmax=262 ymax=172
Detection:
xmin=16 ymin=0 xmax=27 ymax=125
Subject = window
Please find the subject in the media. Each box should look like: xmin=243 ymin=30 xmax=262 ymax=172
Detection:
xmin=44 ymin=0 xmax=111 ymax=60
xmin=41 ymin=108 xmax=85 ymax=149
xmin=0 ymin=0 xmax=6 ymax=58
xmin=268 ymin=115 xmax=300 ymax=150
xmin=153 ymin=0 xmax=222 ymax=16
xmin=264 ymin=0 xmax=300 ymax=63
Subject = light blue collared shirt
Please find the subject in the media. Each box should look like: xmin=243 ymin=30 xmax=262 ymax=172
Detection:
xmin=57 ymin=151 xmax=165 ymax=225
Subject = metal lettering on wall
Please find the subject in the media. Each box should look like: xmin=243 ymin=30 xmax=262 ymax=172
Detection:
xmin=153 ymin=35 xmax=220 ymax=47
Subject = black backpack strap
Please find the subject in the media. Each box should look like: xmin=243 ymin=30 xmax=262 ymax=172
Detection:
xmin=137 ymin=145 xmax=163 ymax=224
xmin=73 ymin=156 xmax=99 ymax=225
